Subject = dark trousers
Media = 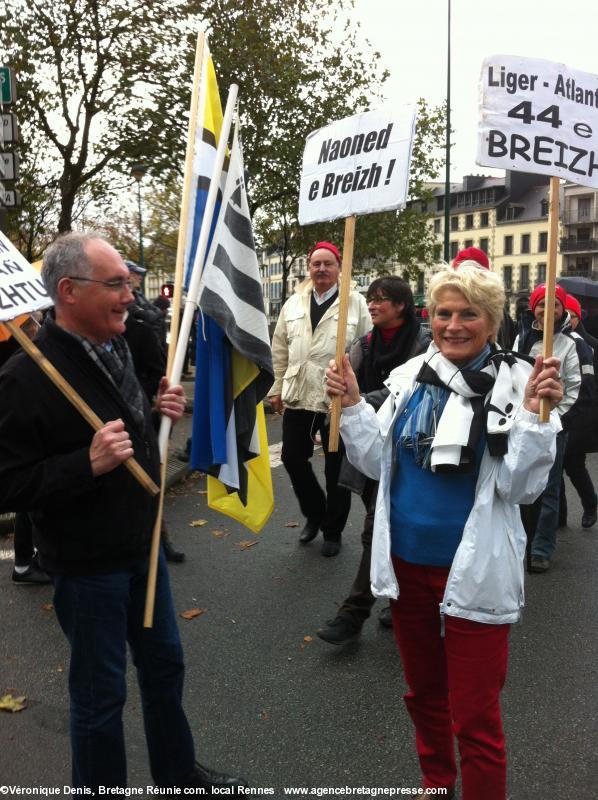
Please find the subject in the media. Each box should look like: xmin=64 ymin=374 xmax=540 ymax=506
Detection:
xmin=14 ymin=512 xmax=35 ymax=567
xmin=562 ymin=451 xmax=597 ymax=514
xmin=52 ymin=550 xmax=195 ymax=790
xmin=339 ymin=479 xmax=378 ymax=623
xmin=281 ymin=408 xmax=351 ymax=541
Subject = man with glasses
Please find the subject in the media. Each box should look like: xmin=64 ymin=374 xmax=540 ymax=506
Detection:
xmin=268 ymin=241 xmax=370 ymax=556
xmin=0 ymin=233 xmax=246 ymax=793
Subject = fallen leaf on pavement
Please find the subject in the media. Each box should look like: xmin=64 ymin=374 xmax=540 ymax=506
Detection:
xmin=303 ymin=636 xmax=313 ymax=643
xmin=41 ymin=603 xmax=54 ymax=612
xmin=196 ymin=490 xmax=208 ymax=495
xmin=0 ymin=693 xmax=27 ymax=713
xmin=285 ymin=521 xmax=299 ymax=528
xmin=211 ymin=530 xmax=227 ymax=538
xmin=189 ymin=519 xmax=208 ymax=527
xmin=238 ymin=540 xmax=259 ymax=550
xmin=258 ymin=710 xmax=269 ymax=720
xmin=179 ymin=608 xmax=206 ymax=620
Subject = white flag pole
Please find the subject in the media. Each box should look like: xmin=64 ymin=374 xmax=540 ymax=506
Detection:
xmin=166 ymin=29 xmax=206 ymax=377
xmin=157 ymin=83 xmax=238 ymax=461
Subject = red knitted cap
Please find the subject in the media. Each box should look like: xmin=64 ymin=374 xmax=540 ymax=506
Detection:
xmin=452 ymin=246 xmax=490 ymax=270
xmin=529 ymin=283 xmax=567 ymax=312
xmin=565 ymin=294 xmax=582 ymax=318
xmin=308 ymin=241 xmax=341 ymax=263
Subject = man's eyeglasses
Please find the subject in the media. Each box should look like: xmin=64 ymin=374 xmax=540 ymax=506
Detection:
xmin=67 ymin=276 xmax=133 ymax=291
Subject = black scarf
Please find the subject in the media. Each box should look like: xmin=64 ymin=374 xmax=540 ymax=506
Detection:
xmin=362 ymin=316 xmax=420 ymax=393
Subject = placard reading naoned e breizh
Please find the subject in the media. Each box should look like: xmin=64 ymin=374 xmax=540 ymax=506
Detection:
xmin=298 ymin=106 xmax=416 ymax=225
xmin=0 ymin=231 xmax=51 ymax=321
xmin=478 ymin=55 xmax=598 ymax=189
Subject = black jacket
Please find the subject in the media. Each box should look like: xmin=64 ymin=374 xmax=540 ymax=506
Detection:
xmin=0 ymin=317 xmax=160 ymax=575
xmin=124 ymin=313 xmax=166 ymax=401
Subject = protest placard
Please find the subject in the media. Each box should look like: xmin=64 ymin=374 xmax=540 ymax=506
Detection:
xmin=0 ymin=231 xmax=159 ymax=498
xmin=0 ymin=231 xmax=50 ymax=320
xmin=298 ymin=106 xmax=416 ymax=225
xmin=477 ymin=55 xmax=598 ymax=189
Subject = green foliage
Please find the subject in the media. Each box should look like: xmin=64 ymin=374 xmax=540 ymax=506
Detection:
xmin=2 ymin=0 xmax=193 ymax=238
xmin=3 ymin=0 xmax=387 ymax=259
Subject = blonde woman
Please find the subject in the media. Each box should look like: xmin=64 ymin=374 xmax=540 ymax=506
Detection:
xmin=326 ymin=268 xmax=563 ymax=800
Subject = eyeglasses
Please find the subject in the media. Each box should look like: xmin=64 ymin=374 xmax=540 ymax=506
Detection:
xmin=367 ymin=296 xmax=392 ymax=305
xmin=67 ymin=276 xmax=134 ymax=291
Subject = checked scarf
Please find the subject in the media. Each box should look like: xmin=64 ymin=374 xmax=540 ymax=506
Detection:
xmin=77 ymin=335 xmax=146 ymax=430
xmin=398 ymin=342 xmax=533 ymax=472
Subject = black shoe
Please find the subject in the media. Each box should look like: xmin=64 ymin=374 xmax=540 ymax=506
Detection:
xmin=183 ymin=761 xmax=248 ymax=792
xmin=377 ymin=605 xmax=393 ymax=629
xmin=299 ymin=518 xmax=321 ymax=544
xmin=12 ymin=562 xmax=52 ymax=585
xmin=162 ymin=539 xmax=186 ymax=563
xmin=317 ymin=615 xmax=362 ymax=645
xmin=530 ymin=556 xmax=550 ymax=573
xmin=582 ymin=509 xmax=597 ymax=528
xmin=321 ymin=540 xmax=341 ymax=557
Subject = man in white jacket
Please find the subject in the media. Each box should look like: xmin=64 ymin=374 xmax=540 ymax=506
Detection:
xmin=268 ymin=241 xmax=370 ymax=556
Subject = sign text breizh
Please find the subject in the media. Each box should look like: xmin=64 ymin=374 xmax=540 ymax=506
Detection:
xmin=477 ymin=55 xmax=598 ymax=188
xmin=0 ymin=231 xmax=51 ymax=322
xmin=298 ymin=106 xmax=416 ymax=225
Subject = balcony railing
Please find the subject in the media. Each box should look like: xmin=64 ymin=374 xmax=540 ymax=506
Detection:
xmin=562 ymin=209 xmax=598 ymax=224
xmin=560 ymin=269 xmax=598 ymax=280
xmin=560 ymin=238 xmax=598 ymax=252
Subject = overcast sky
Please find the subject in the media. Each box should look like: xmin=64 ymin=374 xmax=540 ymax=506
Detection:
xmin=351 ymin=0 xmax=598 ymax=181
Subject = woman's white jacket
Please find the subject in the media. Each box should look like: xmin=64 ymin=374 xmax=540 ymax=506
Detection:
xmin=340 ymin=353 xmax=562 ymax=625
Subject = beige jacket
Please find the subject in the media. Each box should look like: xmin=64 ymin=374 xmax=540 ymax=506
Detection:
xmin=269 ymin=279 xmax=371 ymax=413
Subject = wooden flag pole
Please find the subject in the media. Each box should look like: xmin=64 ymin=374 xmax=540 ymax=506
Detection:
xmin=1 ymin=319 xmax=159 ymax=496
xmin=540 ymin=176 xmax=561 ymax=423
xmin=328 ymin=215 xmax=356 ymax=452
xmin=167 ymin=30 xmax=205 ymax=377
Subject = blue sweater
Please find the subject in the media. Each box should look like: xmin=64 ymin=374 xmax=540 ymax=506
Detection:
xmin=390 ymin=386 xmax=482 ymax=567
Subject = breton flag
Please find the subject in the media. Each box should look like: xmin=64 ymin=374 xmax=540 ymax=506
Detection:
xmin=192 ymin=124 xmax=274 ymax=532
xmin=183 ymin=40 xmax=227 ymax=291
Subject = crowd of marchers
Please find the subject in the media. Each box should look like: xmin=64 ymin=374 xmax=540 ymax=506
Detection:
xmin=0 ymin=234 xmax=595 ymax=800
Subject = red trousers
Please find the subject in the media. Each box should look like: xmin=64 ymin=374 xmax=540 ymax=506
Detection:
xmin=391 ymin=557 xmax=509 ymax=800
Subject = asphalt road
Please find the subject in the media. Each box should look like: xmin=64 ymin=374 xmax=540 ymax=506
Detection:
xmin=1 ymin=411 xmax=598 ymax=799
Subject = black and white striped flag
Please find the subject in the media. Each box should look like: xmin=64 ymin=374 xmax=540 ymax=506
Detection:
xmin=194 ymin=124 xmax=274 ymax=531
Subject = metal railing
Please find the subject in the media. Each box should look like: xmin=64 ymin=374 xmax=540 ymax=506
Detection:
xmin=560 ymin=269 xmax=598 ymax=280
xmin=560 ymin=238 xmax=598 ymax=252
xmin=562 ymin=209 xmax=598 ymax=224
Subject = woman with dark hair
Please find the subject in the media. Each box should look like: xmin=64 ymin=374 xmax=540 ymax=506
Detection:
xmin=318 ymin=276 xmax=430 ymax=644
xmin=326 ymin=267 xmax=563 ymax=799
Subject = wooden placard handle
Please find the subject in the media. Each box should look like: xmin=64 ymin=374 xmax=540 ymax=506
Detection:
xmin=2 ymin=319 xmax=160 ymax=496
xmin=328 ymin=215 xmax=356 ymax=452
xmin=144 ymin=458 xmax=168 ymax=627
xmin=540 ymin=176 xmax=560 ymax=423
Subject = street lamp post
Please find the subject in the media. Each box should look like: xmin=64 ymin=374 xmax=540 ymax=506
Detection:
xmin=130 ymin=163 xmax=147 ymax=271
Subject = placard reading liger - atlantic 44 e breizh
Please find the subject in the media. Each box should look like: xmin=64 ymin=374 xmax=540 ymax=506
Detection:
xmin=298 ymin=106 xmax=416 ymax=225
xmin=477 ymin=54 xmax=598 ymax=189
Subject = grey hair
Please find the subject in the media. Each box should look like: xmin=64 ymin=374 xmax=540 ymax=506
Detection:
xmin=41 ymin=232 xmax=101 ymax=301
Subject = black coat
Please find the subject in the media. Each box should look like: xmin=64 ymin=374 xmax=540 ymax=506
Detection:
xmin=0 ymin=317 xmax=161 ymax=575
xmin=124 ymin=313 xmax=166 ymax=401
